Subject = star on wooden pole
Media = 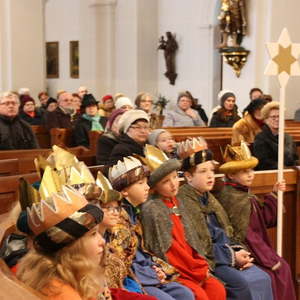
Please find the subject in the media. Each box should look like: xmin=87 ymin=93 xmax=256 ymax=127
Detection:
xmin=265 ymin=28 xmax=300 ymax=256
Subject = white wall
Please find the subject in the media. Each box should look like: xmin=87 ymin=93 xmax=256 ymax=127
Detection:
xmin=0 ymin=0 xmax=45 ymax=99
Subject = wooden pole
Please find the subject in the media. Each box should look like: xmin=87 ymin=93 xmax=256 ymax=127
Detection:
xmin=277 ymin=86 xmax=285 ymax=256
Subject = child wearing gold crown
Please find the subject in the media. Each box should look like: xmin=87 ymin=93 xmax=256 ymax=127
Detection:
xmin=16 ymin=185 xmax=106 ymax=300
xmin=177 ymin=139 xmax=273 ymax=300
xmin=139 ymin=145 xmax=226 ymax=300
xmin=216 ymin=142 xmax=296 ymax=300
xmin=109 ymin=156 xmax=195 ymax=300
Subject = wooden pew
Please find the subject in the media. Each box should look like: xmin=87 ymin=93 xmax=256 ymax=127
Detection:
xmin=50 ymin=128 xmax=73 ymax=148
xmin=31 ymin=125 xmax=51 ymax=149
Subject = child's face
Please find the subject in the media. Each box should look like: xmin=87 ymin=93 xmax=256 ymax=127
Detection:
xmin=185 ymin=161 xmax=215 ymax=193
xmin=154 ymin=170 xmax=179 ymax=198
xmin=156 ymin=132 xmax=176 ymax=154
xmin=100 ymin=201 xmax=121 ymax=230
xmin=84 ymin=225 xmax=106 ymax=264
xmin=122 ymin=177 xmax=150 ymax=207
xmin=228 ymin=169 xmax=255 ymax=187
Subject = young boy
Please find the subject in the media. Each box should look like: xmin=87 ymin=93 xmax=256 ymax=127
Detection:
xmin=109 ymin=156 xmax=194 ymax=300
xmin=139 ymin=145 xmax=226 ymax=300
xmin=178 ymin=141 xmax=273 ymax=300
xmin=217 ymin=142 xmax=296 ymax=300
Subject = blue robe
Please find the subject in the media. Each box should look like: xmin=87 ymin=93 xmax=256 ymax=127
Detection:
xmin=123 ymin=200 xmax=195 ymax=300
xmin=199 ymin=193 xmax=273 ymax=300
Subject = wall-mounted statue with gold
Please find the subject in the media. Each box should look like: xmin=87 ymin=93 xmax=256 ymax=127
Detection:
xmin=218 ymin=0 xmax=249 ymax=77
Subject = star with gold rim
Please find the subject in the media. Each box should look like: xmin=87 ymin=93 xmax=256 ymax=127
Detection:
xmin=265 ymin=28 xmax=300 ymax=87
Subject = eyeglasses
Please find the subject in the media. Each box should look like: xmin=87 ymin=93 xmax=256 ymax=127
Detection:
xmin=0 ymin=101 xmax=19 ymax=106
xmin=130 ymin=125 xmax=151 ymax=131
xmin=268 ymin=115 xmax=279 ymax=120
xmin=102 ymin=206 xmax=122 ymax=214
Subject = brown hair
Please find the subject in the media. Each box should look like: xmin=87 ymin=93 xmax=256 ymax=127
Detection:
xmin=135 ymin=92 xmax=153 ymax=108
xmin=177 ymin=91 xmax=193 ymax=103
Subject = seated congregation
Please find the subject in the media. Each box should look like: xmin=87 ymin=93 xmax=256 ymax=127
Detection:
xmin=0 ymin=86 xmax=299 ymax=299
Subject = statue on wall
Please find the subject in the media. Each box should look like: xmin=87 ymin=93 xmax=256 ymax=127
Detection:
xmin=218 ymin=0 xmax=247 ymax=48
xmin=217 ymin=0 xmax=249 ymax=78
xmin=158 ymin=32 xmax=178 ymax=85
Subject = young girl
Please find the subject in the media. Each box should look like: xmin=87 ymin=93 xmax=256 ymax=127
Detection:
xmin=178 ymin=144 xmax=273 ymax=300
xmin=17 ymin=185 xmax=105 ymax=300
xmin=139 ymin=145 xmax=226 ymax=300
xmin=217 ymin=142 xmax=296 ymax=300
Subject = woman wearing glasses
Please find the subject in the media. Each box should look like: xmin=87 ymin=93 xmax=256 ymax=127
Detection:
xmin=253 ymin=101 xmax=299 ymax=170
xmin=109 ymin=110 xmax=151 ymax=165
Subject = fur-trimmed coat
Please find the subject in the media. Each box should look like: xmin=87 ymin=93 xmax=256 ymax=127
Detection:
xmin=231 ymin=112 xmax=263 ymax=146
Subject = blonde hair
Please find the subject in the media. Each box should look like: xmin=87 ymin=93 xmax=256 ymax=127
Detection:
xmin=260 ymin=101 xmax=279 ymax=120
xmin=0 ymin=91 xmax=19 ymax=104
xmin=17 ymin=235 xmax=103 ymax=299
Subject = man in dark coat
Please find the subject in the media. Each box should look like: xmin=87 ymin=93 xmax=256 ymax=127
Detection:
xmin=109 ymin=110 xmax=150 ymax=165
xmin=43 ymin=92 xmax=77 ymax=131
xmin=0 ymin=92 xmax=38 ymax=150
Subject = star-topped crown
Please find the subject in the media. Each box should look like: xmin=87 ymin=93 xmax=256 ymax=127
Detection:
xmin=28 ymin=185 xmax=88 ymax=236
xmin=109 ymin=156 xmax=148 ymax=191
xmin=176 ymin=137 xmax=207 ymax=160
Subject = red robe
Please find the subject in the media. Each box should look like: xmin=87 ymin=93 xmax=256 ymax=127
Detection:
xmin=163 ymin=197 xmax=226 ymax=300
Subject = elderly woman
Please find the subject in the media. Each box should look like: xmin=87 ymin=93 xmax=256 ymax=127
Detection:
xmin=231 ymin=98 xmax=267 ymax=146
xmin=163 ymin=92 xmax=205 ymax=127
xmin=73 ymin=94 xmax=107 ymax=148
xmin=253 ymin=101 xmax=298 ymax=170
xmin=19 ymin=95 xmax=43 ymax=125
xmin=96 ymin=108 xmax=125 ymax=166
xmin=210 ymin=91 xmax=240 ymax=127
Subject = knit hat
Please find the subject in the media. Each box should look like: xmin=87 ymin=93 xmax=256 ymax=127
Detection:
xmin=18 ymin=88 xmax=30 ymax=96
xmin=45 ymin=97 xmax=57 ymax=108
xmin=115 ymin=97 xmax=133 ymax=110
xmin=20 ymin=95 xmax=35 ymax=107
xmin=81 ymin=94 xmax=98 ymax=108
xmin=143 ymin=145 xmax=181 ymax=188
xmin=109 ymin=156 xmax=149 ymax=192
xmin=260 ymin=101 xmax=279 ymax=120
xmin=148 ymin=129 xmax=167 ymax=146
xmin=106 ymin=108 xmax=125 ymax=130
xmin=218 ymin=90 xmax=235 ymax=106
xmin=219 ymin=142 xmax=258 ymax=174
xmin=118 ymin=109 xmax=149 ymax=134
xmin=102 ymin=94 xmax=113 ymax=103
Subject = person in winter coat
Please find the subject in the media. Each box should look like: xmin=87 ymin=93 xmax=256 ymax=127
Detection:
xmin=109 ymin=110 xmax=150 ymax=165
xmin=73 ymin=94 xmax=107 ymax=148
xmin=253 ymin=101 xmax=298 ymax=170
xmin=0 ymin=91 xmax=38 ymax=150
xmin=163 ymin=92 xmax=205 ymax=127
xmin=19 ymin=95 xmax=43 ymax=126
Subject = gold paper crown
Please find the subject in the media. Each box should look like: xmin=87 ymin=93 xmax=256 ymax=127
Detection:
xmin=219 ymin=142 xmax=258 ymax=174
xmin=18 ymin=178 xmax=40 ymax=211
xmin=67 ymin=162 xmax=95 ymax=186
xmin=96 ymin=171 xmax=122 ymax=204
xmin=143 ymin=144 xmax=169 ymax=171
xmin=176 ymin=137 xmax=207 ymax=159
xmin=28 ymin=185 xmax=88 ymax=235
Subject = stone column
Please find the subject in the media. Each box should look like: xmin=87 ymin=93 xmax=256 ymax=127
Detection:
xmin=88 ymin=0 xmax=117 ymax=97
xmin=0 ymin=0 xmax=45 ymax=96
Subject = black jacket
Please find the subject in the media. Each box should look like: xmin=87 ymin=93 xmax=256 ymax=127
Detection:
xmin=19 ymin=110 xmax=43 ymax=126
xmin=43 ymin=107 xmax=77 ymax=131
xmin=72 ymin=116 xmax=107 ymax=148
xmin=253 ymin=124 xmax=298 ymax=170
xmin=194 ymin=104 xmax=208 ymax=125
xmin=96 ymin=132 xmax=119 ymax=165
xmin=0 ymin=115 xmax=39 ymax=150
xmin=109 ymin=134 xmax=145 ymax=165
xmin=210 ymin=107 xmax=240 ymax=128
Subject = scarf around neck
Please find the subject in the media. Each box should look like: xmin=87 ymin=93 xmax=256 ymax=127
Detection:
xmin=83 ymin=113 xmax=103 ymax=131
